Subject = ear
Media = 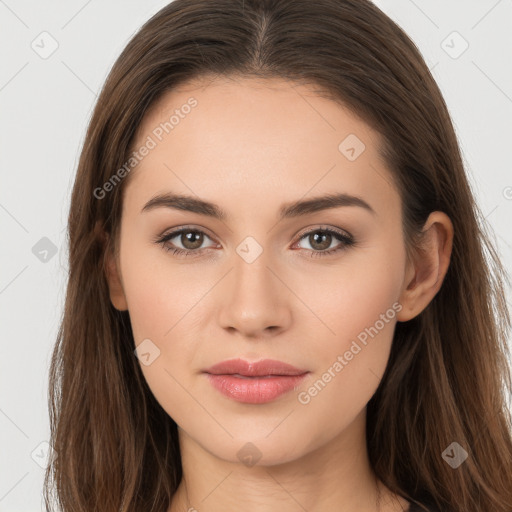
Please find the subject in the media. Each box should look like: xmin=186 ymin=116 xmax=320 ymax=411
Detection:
xmin=396 ymin=211 xmax=453 ymax=322
xmin=98 ymin=224 xmax=129 ymax=312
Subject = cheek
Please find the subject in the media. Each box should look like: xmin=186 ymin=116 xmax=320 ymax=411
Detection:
xmin=123 ymin=270 xmax=169 ymax=343
xmin=293 ymin=240 xmax=405 ymax=400
xmin=290 ymin=262 xmax=403 ymax=449
xmin=120 ymin=246 xmax=202 ymax=342
xmin=120 ymin=251 xmax=204 ymax=416
xmin=120 ymin=248 xmax=209 ymax=399
xmin=297 ymin=243 xmax=404 ymax=342
xmin=334 ymin=264 xmax=401 ymax=345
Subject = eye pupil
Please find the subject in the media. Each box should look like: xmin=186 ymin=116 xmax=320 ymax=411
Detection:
xmin=310 ymin=232 xmax=331 ymax=251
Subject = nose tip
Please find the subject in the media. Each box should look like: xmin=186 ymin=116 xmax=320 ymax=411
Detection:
xmin=224 ymin=312 xmax=284 ymax=338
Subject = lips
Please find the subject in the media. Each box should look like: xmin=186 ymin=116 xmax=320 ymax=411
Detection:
xmin=203 ymin=358 xmax=309 ymax=404
xmin=203 ymin=358 xmax=308 ymax=377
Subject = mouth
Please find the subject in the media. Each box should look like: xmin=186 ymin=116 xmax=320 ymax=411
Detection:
xmin=203 ymin=357 xmax=308 ymax=377
xmin=228 ymin=373 xmax=283 ymax=379
xmin=203 ymin=358 xmax=309 ymax=404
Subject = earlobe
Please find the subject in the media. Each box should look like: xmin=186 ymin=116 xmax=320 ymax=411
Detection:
xmin=396 ymin=211 xmax=454 ymax=322
xmin=101 ymin=231 xmax=129 ymax=312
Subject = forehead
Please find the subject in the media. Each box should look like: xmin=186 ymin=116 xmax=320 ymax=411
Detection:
xmin=124 ymin=76 xmax=399 ymax=221
xmin=136 ymin=75 xmax=378 ymax=150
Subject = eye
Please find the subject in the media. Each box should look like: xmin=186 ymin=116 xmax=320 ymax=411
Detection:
xmin=155 ymin=226 xmax=218 ymax=258
xmin=293 ymin=226 xmax=355 ymax=258
xmin=154 ymin=225 xmax=355 ymax=259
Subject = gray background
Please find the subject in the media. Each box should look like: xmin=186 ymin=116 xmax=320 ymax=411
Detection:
xmin=1 ymin=0 xmax=511 ymax=510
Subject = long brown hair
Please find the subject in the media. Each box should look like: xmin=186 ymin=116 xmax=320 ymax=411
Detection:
xmin=44 ymin=0 xmax=512 ymax=510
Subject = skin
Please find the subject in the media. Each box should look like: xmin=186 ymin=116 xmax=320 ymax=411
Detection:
xmin=105 ymin=76 xmax=453 ymax=512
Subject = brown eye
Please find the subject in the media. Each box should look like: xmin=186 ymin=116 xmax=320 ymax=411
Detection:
xmin=156 ymin=227 xmax=217 ymax=256
xmin=295 ymin=227 xmax=355 ymax=258
xmin=179 ymin=230 xmax=204 ymax=250
xmin=156 ymin=225 xmax=355 ymax=259
xmin=308 ymin=231 xmax=333 ymax=251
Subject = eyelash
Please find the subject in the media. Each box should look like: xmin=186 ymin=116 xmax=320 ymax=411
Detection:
xmin=154 ymin=225 xmax=355 ymax=259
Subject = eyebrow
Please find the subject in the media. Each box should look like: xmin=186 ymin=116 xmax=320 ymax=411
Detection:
xmin=141 ymin=191 xmax=376 ymax=220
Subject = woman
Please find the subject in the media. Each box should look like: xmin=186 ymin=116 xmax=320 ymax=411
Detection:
xmin=44 ymin=1 xmax=512 ymax=511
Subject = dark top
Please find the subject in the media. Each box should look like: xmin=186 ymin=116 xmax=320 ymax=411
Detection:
xmin=408 ymin=502 xmax=439 ymax=512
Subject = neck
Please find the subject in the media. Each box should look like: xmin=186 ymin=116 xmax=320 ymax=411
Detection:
xmin=168 ymin=410 xmax=409 ymax=512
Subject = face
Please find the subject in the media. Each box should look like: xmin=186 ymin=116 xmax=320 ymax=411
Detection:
xmin=107 ymin=76 xmax=414 ymax=465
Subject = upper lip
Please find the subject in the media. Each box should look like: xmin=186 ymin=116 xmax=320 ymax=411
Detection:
xmin=203 ymin=358 xmax=308 ymax=377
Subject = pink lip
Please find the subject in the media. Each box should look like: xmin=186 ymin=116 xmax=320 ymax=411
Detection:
xmin=203 ymin=358 xmax=309 ymax=404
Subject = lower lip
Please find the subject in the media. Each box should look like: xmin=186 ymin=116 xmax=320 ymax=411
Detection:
xmin=205 ymin=373 xmax=308 ymax=404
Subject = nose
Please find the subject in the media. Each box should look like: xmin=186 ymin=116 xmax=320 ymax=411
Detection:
xmin=217 ymin=251 xmax=292 ymax=339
